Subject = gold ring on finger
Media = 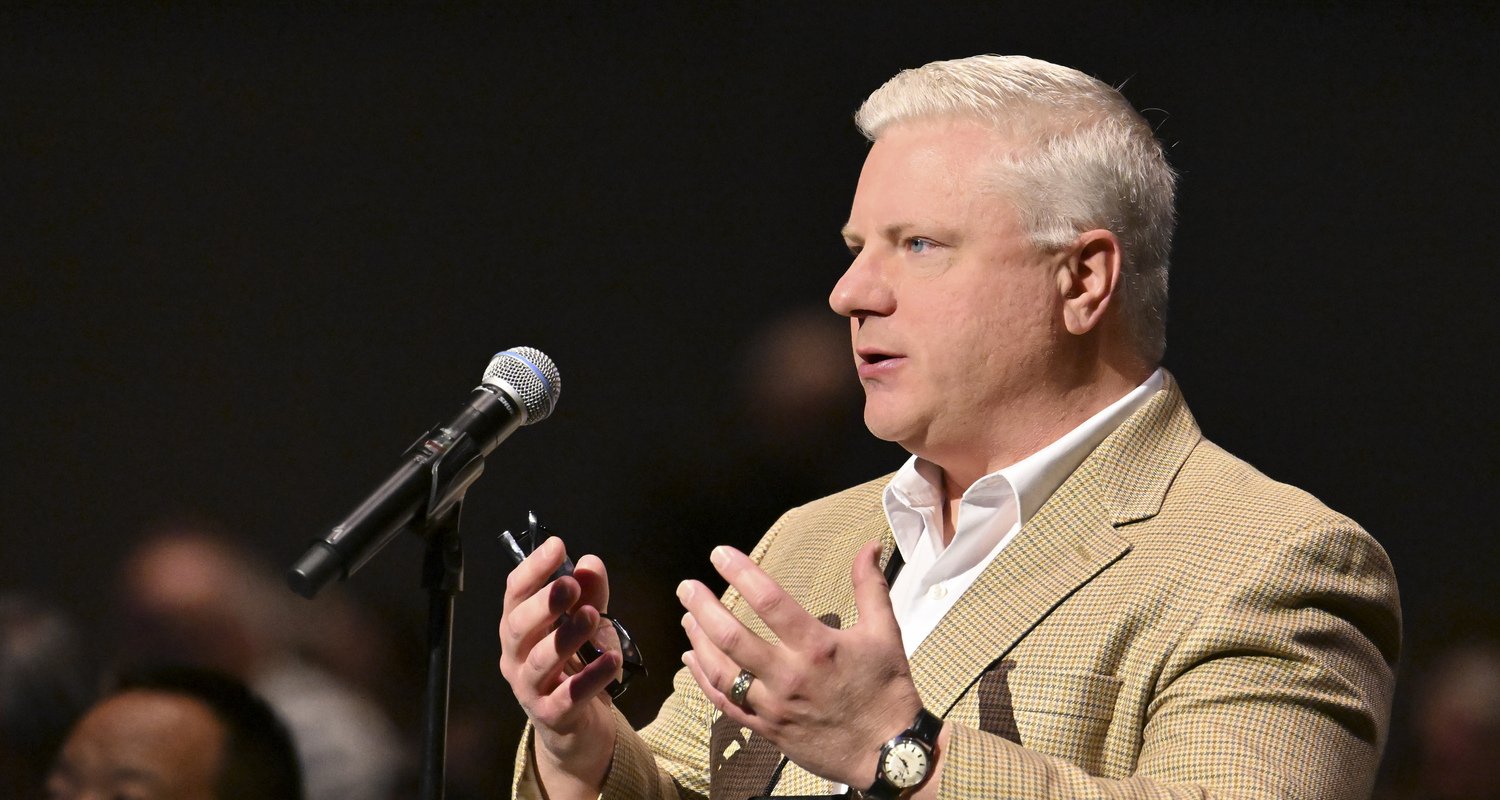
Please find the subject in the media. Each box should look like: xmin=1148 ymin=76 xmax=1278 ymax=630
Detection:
xmin=727 ymin=668 xmax=754 ymax=707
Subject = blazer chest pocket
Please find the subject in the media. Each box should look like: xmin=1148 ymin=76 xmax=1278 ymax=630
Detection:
xmin=977 ymin=664 xmax=1123 ymax=776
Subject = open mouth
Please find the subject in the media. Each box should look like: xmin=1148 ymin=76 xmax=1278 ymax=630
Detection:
xmin=855 ymin=349 xmax=902 ymax=375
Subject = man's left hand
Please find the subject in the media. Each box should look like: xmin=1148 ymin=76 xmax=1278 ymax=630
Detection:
xmin=678 ymin=539 xmax=925 ymax=789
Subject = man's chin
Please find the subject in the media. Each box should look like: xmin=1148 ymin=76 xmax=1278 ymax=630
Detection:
xmin=862 ymin=405 xmax=921 ymax=447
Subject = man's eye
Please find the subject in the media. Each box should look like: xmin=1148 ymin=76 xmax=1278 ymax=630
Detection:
xmin=908 ymin=238 xmax=931 ymax=253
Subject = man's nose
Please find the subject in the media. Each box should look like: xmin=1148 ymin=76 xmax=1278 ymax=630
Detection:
xmin=829 ymin=252 xmax=893 ymax=319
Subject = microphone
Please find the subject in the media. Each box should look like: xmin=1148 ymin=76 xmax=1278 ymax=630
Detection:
xmin=287 ymin=347 xmax=561 ymax=599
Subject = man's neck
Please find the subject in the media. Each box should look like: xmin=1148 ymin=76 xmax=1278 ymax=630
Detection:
xmin=931 ymin=363 xmax=1153 ymax=544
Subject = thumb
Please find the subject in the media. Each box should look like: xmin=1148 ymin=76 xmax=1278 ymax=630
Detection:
xmin=852 ymin=539 xmax=899 ymax=634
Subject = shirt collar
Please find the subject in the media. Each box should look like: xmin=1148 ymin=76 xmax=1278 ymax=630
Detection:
xmin=884 ymin=368 xmax=1164 ymax=551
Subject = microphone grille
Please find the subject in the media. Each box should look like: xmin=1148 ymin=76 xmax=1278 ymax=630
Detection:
xmin=483 ymin=347 xmax=561 ymax=424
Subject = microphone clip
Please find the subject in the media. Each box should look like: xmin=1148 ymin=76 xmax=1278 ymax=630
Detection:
xmin=401 ymin=424 xmax=486 ymax=529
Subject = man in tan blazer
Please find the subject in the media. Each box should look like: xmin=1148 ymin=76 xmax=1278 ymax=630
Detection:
xmin=500 ymin=55 xmax=1400 ymax=799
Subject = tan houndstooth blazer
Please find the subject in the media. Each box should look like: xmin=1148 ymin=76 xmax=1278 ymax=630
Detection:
xmin=515 ymin=372 xmax=1401 ymax=799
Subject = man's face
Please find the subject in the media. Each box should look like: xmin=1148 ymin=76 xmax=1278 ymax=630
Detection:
xmin=46 ymin=690 xmax=226 ymax=800
xmin=832 ymin=120 xmax=1066 ymax=466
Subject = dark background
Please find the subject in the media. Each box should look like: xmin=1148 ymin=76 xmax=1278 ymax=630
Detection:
xmin=3 ymin=2 xmax=1496 ymax=792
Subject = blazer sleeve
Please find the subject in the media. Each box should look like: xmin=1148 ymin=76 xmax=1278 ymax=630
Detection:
xmin=937 ymin=516 xmax=1400 ymax=800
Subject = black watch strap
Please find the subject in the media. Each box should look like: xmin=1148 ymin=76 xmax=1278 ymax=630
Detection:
xmin=864 ymin=708 xmax=943 ymax=800
xmin=906 ymin=707 xmax=943 ymax=746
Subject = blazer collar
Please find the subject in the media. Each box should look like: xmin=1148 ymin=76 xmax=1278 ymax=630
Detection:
xmin=902 ymin=370 xmax=1201 ymax=714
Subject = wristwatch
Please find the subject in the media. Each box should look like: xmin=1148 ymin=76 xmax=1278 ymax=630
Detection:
xmin=864 ymin=708 xmax=943 ymax=800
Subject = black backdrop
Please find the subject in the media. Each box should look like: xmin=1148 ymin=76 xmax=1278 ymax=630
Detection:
xmin=3 ymin=2 xmax=1497 ymax=789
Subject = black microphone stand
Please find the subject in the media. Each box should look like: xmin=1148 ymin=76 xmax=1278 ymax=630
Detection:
xmin=416 ymin=499 xmax=464 ymax=800
xmin=398 ymin=434 xmax=485 ymax=800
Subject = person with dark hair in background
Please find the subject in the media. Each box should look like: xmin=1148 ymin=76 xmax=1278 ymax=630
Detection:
xmin=0 ymin=596 xmax=94 ymax=800
xmin=499 ymin=55 xmax=1400 ymax=799
xmin=117 ymin=524 xmax=404 ymax=800
xmin=45 ymin=664 xmax=303 ymax=800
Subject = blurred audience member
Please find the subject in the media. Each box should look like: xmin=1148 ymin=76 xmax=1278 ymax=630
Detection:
xmin=650 ymin=306 xmax=907 ymax=571
xmin=1 ymin=596 xmax=93 ymax=799
xmin=117 ymin=524 xmax=404 ymax=800
xmin=737 ymin=305 xmax=865 ymax=456
xmin=1410 ymin=643 xmax=1500 ymax=800
xmin=45 ymin=664 xmax=301 ymax=800
xmin=613 ymin=307 xmax=907 ymax=724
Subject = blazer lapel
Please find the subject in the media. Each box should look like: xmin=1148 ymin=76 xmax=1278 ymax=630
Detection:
xmin=907 ymin=488 xmax=1129 ymax=715
xmin=906 ymin=372 xmax=1200 ymax=715
xmin=803 ymin=495 xmax=897 ymax=632
xmin=742 ymin=482 xmax=893 ymax=641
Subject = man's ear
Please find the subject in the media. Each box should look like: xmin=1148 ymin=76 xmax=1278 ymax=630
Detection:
xmin=1057 ymin=229 xmax=1123 ymax=335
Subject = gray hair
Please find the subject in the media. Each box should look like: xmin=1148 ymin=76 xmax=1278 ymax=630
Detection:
xmin=855 ymin=55 xmax=1177 ymax=363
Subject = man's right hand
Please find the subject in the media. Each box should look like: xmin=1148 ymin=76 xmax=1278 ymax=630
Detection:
xmin=499 ymin=536 xmax=621 ymax=800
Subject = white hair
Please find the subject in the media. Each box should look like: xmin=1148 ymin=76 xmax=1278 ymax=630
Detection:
xmin=855 ymin=55 xmax=1177 ymax=363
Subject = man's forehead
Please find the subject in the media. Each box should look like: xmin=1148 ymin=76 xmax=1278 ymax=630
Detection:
xmin=868 ymin=122 xmax=1011 ymax=187
xmin=60 ymin=691 xmax=226 ymax=790
xmin=842 ymin=123 xmax=1021 ymax=241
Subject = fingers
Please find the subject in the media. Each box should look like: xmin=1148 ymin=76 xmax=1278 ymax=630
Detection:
xmin=682 ymin=650 xmax=757 ymax=729
xmin=499 ymin=540 xmax=616 ymax=694
xmin=707 ymin=546 xmax=819 ymax=649
xmin=680 ymin=609 xmax=745 ymax=700
xmin=522 ymin=606 xmax=609 ymax=691
xmin=851 ymin=539 xmax=900 ymax=636
xmin=523 ymin=606 xmax=625 ymax=720
xmin=503 ymin=537 xmax=569 ymax=614
xmin=501 ymin=571 xmax=581 ymax=663
xmin=678 ymin=578 xmax=775 ymax=675
xmin=561 ymin=647 xmax=623 ymax=704
xmin=501 ymin=539 xmax=614 ymax=653
xmin=574 ymin=554 xmax=610 ymax=615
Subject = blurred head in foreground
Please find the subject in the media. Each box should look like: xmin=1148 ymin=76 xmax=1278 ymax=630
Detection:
xmin=46 ymin=665 xmax=302 ymax=800
xmin=1 ymin=596 xmax=92 ymax=799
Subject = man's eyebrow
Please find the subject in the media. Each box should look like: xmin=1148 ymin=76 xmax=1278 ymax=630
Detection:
xmin=841 ymin=222 xmax=917 ymax=242
xmin=882 ymin=222 xmax=915 ymax=240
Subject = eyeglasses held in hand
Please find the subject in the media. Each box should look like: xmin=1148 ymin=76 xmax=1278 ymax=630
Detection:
xmin=500 ymin=511 xmax=646 ymax=698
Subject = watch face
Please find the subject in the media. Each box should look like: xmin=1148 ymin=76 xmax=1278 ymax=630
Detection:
xmin=880 ymin=740 xmax=930 ymax=789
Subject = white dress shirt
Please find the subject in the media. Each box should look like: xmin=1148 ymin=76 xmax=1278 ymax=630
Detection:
xmin=884 ymin=370 xmax=1163 ymax=656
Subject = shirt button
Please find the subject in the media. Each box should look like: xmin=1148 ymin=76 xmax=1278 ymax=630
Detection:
xmin=928 ymin=583 xmax=948 ymax=600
